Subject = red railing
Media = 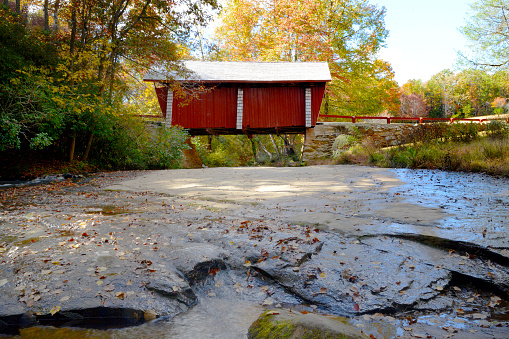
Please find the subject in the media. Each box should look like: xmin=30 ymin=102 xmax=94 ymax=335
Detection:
xmin=318 ymin=115 xmax=509 ymax=124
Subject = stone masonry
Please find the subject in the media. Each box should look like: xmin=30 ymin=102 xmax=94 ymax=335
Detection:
xmin=302 ymin=122 xmax=433 ymax=162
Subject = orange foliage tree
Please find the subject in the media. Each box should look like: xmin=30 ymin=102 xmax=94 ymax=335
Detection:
xmin=214 ymin=0 xmax=400 ymax=116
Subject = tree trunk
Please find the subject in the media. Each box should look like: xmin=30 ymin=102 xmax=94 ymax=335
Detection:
xmin=258 ymin=139 xmax=273 ymax=162
xmin=22 ymin=3 xmax=27 ymax=25
xmin=299 ymin=132 xmax=307 ymax=162
xmin=250 ymin=137 xmax=257 ymax=161
xmin=43 ymin=0 xmax=49 ymax=32
xmin=69 ymin=4 xmax=77 ymax=56
xmin=205 ymin=135 xmax=212 ymax=151
xmin=15 ymin=0 xmax=20 ymax=14
xmin=69 ymin=135 xmax=76 ymax=162
xmin=53 ymin=0 xmax=60 ymax=32
xmin=269 ymin=135 xmax=281 ymax=161
xmin=82 ymin=133 xmax=93 ymax=161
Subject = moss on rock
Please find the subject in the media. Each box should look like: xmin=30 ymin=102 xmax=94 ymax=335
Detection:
xmin=248 ymin=309 xmax=369 ymax=339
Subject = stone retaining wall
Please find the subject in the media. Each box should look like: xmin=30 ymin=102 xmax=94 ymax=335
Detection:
xmin=302 ymin=122 xmax=431 ymax=162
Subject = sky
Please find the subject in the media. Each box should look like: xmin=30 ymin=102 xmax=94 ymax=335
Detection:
xmin=375 ymin=0 xmax=473 ymax=85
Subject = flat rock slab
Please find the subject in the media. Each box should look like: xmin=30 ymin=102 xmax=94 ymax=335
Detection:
xmin=0 ymin=166 xmax=508 ymax=338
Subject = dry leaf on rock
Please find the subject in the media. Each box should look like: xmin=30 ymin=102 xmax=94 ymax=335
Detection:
xmin=50 ymin=306 xmax=61 ymax=315
xmin=104 ymin=284 xmax=115 ymax=292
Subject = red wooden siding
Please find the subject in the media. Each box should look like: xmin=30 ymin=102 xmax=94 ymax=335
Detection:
xmin=172 ymin=87 xmax=238 ymax=128
xmin=158 ymin=84 xmax=327 ymax=132
xmin=311 ymin=85 xmax=326 ymax=125
xmin=242 ymin=87 xmax=306 ymax=128
xmin=155 ymin=87 xmax=168 ymax=118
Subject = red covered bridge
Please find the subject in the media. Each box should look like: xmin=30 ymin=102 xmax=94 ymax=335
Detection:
xmin=143 ymin=61 xmax=331 ymax=135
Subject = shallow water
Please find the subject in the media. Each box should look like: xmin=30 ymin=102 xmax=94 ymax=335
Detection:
xmin=391 ymin=169 xmax=509 ymax=251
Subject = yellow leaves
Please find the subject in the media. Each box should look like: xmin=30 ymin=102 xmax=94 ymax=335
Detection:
xmin=50 ymin=306 xmax=61 ymax=315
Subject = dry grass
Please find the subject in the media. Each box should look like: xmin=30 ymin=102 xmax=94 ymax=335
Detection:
xmin=337 ymin=135 xmax=509 ymax=177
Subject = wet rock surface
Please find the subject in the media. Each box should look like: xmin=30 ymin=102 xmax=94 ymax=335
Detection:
xmin=0 ymin=166 xmax=508 ymax=338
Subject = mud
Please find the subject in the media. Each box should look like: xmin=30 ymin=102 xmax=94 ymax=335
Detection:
xmin=0 ymin=166 xmax=508 ymax=338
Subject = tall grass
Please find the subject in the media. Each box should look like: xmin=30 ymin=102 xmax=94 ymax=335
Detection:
xmin=336 ymin=121 xmax=509 ymax=176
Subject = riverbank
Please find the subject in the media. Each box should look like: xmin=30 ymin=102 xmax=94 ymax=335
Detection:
xmin=335 ymin=131 xmax=509 ymax=177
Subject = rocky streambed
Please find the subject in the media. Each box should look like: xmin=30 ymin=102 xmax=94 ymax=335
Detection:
xmin=0 ymin=166 xmax=508 ymax=338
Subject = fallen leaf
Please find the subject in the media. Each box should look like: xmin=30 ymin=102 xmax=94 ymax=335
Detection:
xmin=266 ymin=311 xmax=279 ymax=315
xmin=60 ymin=296 xmax=70 ymax=302
xmin=144 ymin=310 xmax=157 ymax=321
xmin=104 ymin=284 xmax=115 ymax=292
xmin=50 ymin=306 xmax=61 ymax=315
xmin=0 ymin=279 xmax=8 ymax=288
xmin=472 ymin=313 xmax=487 ymax=319
xmin=115 ymin=292 xmax=125 ymax=299
xmin=96 ymin=281 xmax=104 ymax=286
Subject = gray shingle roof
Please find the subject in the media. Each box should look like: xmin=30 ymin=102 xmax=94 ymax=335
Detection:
xmin=143 ymin=61 xmax=331 ymax=83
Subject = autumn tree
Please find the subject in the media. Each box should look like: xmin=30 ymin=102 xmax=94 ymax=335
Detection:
xmin=215 ymin=0 xmax=400 ymax=116
xmin=0 ymin=0 xmax=218 ymax=169
xmin=400 ymin=69 xmax=509 ymax=118
xmin=400 ymin=93 xmax=427 ymax=117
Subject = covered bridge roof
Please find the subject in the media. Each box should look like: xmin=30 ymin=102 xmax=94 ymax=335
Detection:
xmin=143 ymin=61 xmax=331 ymax=84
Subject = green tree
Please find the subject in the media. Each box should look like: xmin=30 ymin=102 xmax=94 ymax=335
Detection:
xmin=461 ymin=0 xmax=509 ymax=68
xmin=0 ymin=1 xmax=217 ymax=172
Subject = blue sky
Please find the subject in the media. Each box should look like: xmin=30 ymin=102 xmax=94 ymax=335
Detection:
xmin=375 ymin=0 xmax=473 ymax=84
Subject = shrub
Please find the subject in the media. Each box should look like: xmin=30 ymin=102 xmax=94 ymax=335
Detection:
xmin=444 ymin=123 xmax=479 ymax=142
xmin=332 ymin=134 xmax=358 ymax=159
xmin=486 ymin=120 xmax=508 ymax=139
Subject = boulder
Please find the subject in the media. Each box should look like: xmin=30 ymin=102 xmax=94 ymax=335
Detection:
xmin=248 ymin=309 xmax=369 ymax=339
